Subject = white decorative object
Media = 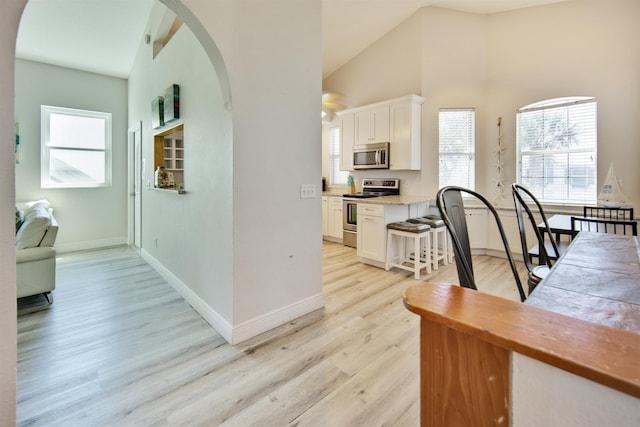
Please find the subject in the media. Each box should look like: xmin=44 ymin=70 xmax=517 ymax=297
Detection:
xmin=494 ymin=117 xmax=505 ymax=202
xmin=597 ymin=162 xmax=632 ymax=207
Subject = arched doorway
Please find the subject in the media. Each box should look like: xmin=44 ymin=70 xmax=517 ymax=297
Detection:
xmin=5 ymin=1 xmax=235 ymax=423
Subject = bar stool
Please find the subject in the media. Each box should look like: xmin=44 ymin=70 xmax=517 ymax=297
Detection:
xmin=385 ymin=221 xmax=431 ymax=279
xmin=408 ymin=215 xmax=450 ymax=270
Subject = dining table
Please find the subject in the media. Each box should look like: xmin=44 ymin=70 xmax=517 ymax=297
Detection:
xmin=537 ymin=213 xmax=578 ymax=240
xmin=526 ymin=230 xmax=640 ymax=333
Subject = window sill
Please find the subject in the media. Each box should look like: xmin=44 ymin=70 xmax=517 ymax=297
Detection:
xmin=148 ymin=187 xmax=187 ymax=195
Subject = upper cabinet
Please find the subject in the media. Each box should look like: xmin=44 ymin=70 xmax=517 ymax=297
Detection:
xmin=337 ymin=94 xmax=423 ymax=171
xmin=340 ymin=113 xmax=355 ymax=171
xmin=389 ymin=95 xmax=423 ymax=170
xmin=355 ymin=106 xmax=390 ymax=145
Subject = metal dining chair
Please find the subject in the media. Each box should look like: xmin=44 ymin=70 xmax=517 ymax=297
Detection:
xmin=583 ymin=206 xmax=634 ymax=221
xmin=512 ymin=184 xmax=569 ymax=265
xmin=571 ymin=216 xmax=638 ymax=236
xmin=511 ymin=184 xmax=553 ymax=293
xmin=436 ymin=186 xmax=527 ymax=302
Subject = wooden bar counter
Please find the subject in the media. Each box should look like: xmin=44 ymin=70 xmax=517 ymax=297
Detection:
xmin=404 ymin=232 xmax=640 ymax=426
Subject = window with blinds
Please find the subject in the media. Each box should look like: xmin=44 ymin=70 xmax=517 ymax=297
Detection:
xmin=439 ymin=109 xmax=475 ymax=189
xmin=329 ymin=126 xmax=349 ymax=185
xmin=41 ymin=105 xmax=112 ymax=188
xmin=517 ymin=97 xmax=597 ymax=204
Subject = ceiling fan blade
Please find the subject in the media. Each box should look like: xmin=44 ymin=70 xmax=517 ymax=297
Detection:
xmin=322 ymin=91 xmax=345 ymax=111
xmin=322 ymin=100 xmax=345 ymax=110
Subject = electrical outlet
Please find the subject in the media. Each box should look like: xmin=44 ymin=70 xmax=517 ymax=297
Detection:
xmin=300 ymin=184 xmax=316 ymax=199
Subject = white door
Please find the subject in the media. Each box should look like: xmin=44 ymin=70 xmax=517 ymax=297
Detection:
xmin=129 ymin=123 xmax=142 ymax=248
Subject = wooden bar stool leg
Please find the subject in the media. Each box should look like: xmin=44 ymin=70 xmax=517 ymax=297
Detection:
xmin=414 ymin=232 xmax=421 ymax=279
xmin=431 ymin=229 xmax=439 ymax=271
xmin=447 ymin=233 xmax=454 ymax=263
xmin=385 ymin=229 xmax=395 ymax=271
xmin=425 ymin=231 xmax=432 ymax=276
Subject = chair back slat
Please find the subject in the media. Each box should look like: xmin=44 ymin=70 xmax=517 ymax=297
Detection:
xmin=571 ymin=216 xmax=638 ymax=236
xmin=583 ymin=206 xmax=634 ymax=221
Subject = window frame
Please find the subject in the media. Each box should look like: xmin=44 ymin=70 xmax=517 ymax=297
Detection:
xmin=516 ymin=97 xmax=597 ymax=205
xmin=438 ymin=108 xmax=475 ymax=190
xmin=329 ymin=125 xmax=348 ymax=186
xmin=41 ymin=105 xmax=112 ymax=189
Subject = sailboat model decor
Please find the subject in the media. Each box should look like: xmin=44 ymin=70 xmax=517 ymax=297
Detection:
xmin=597 ymin=163 xmax=632 ymax=207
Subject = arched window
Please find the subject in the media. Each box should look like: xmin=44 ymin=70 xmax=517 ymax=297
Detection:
xmin=516 ymin=97 xmax=597 ymax=204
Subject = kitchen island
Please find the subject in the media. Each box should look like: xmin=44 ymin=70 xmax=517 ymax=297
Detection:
xmin=351 ymin=196 xmax=430 ymax=268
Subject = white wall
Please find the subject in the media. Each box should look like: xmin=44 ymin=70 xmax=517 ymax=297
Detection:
xmin=14 ymin=59 xmax=129 ymax=252
xmin=128 ymin=3 xmax=235 ymax=331
xmin=132 ymin=0 xmax=323 ymax=342
xmin=175 ymin=0 xmax=323 ymax=339
xmin=512 ymin=354 xmax=640 ymax=426
xmin=484 ymin=0 xmax=640 ymax=207
xmin=322 ymin=0 xmax=640 ymax=209
xmin=0 ymin=1 xmax=24 ymax=423
xmin=1 ymin=0 xmax=323 ymax=420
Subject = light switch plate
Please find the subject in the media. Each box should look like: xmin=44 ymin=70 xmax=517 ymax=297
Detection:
xmin=300 ymin=184 xmax=316 ymax=199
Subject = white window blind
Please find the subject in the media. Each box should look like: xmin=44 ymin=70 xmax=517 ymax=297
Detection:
xmin=41 ymin=105 xmax=112 ymax=188
xmin=517 ymin=97 xmax=597 ymax=204
xmin=439 ymin=109 xmax=475 ymax=189
xmin=329 ymin=126 xmax=348 ymax=185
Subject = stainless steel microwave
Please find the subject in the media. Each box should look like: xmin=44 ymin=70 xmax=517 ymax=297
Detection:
xmin=352 ymin=142 xmax=389 ymax=170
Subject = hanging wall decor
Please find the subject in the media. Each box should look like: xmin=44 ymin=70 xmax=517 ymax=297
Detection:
xmin=152 ymin=96 xmax=164 ymax=129
xmin=494 ymin=117 xmax=505 ymax=202
xmin=163 ymin=84 xmax=180 ymax=123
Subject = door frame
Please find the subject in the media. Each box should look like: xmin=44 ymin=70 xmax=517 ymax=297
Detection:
xmin=128 ymin=121 xmax=143 ymax=248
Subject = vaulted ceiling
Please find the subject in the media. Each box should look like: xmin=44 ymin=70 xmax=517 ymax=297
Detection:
xmin=16 ymin=0 xmax=567 ymax=79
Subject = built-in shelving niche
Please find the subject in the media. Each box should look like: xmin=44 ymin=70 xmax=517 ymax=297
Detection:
xmin=154 ymin=123 xmax=184 ymax=190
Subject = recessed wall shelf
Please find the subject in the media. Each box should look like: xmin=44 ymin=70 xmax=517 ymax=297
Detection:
xmin=154 ymin=123 xmax=184 ymax=189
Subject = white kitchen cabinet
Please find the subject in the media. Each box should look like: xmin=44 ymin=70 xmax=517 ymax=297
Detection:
xmin=358 ymin=214 xmax=385 ymax=261
xmin=357 ymin=203 xmax=408 ymax=264
xmin=337 ymin=95 xmax=423 ymax=171
xmin=389 ymin=95 xmax=423 ymax=170
xmin=355 ymin=106 xmax=389 ymax=145
xmin=488 ymin=209 xmax=535 ymax=258
xmin=328 ymin=197 xmax=343 ymax=240
xmin=340 ymin=113 xmax=354 ymax=171
xmin=465 ymin=208 xmax=487 ymax=251
xmin=322 ymin=196 xmax=328 ymax=236
xmin=322 ymin=196 xmax=343 ymax=242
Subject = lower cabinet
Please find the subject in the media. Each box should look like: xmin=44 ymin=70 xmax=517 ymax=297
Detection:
xmin=465 ymin=208 xmax=487 ymax=251
xmin=328 ymin=197 xmax=343 ymax=239
xmin=322 ymin=196 xmax=343 ymax=242
xmin=322 ymin=196 xmax=328 ymax=236
xmin=357 ymin=203 xmax=408 ymax=264
xmin=467 ymin=207 xmax=528 ymax=257
xmin=357 ymin=211 xmax=385 ymax=261
xmin=488 ymin=209 xmax=532 ymax=257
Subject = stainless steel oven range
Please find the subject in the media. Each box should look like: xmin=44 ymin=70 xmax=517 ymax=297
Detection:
xmin=342 ymin=178 xmax=400 ymax=248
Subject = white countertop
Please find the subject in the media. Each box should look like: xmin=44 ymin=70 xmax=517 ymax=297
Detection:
xmin=343 ymin=195 xmax=430 ymax=206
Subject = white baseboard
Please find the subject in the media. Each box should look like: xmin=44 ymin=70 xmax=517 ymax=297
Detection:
xmin=56 ymin=237 xmax=127 ymax=253
xmin=140 ymin=249 xmax=325 ymax=345
xmin=141 ymin=249 xmax=233 ymax=343
xmin=231 ymin=293 xmax=325 ymax=345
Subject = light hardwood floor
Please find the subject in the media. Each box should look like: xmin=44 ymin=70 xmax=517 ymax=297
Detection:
xmin=17 ymin=242 xmax=527 ymax=426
